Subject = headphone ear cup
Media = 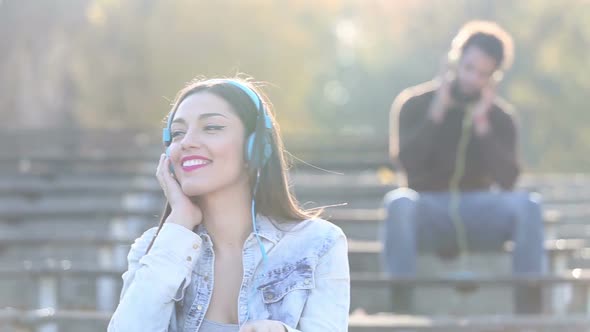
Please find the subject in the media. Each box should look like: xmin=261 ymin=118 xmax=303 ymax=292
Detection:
xmin=165 ymin=146 xmax=175 ymax=176
xmin=162 ymin=128 xmax=171 ymax=146
xmin=447 ymin=50 xmax=459 ymax=67
xmin=492 ymin=70 xmax=504 ymax=83
xmin=245 ymin=132 xmax=273 ymax=169
xmin=261 ymin=134 xmax=272 ymax=162
xmin=245 ymin=133 xmax=256 ymax=164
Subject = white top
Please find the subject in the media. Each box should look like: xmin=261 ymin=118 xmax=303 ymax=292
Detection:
xmin=199 ymin=319 xmax=239 ymax=332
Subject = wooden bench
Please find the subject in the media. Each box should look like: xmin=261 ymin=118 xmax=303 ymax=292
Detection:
xmin=2 ymin=308 xmax=590 ymax=332
xmin=326 ymin=208 xmax=590 ymax=241
xmin=0 ymin=263 xmax=125 ymax=313
xmin=0 ymin=235 xmax=584 ymax=269
xmin=2 ymin=147 xmax=590 ymax=180
xmin=3 ymin=129 xmax=590 ymax=329
xmin=0 ymin=151 xmax=390 ymax=175
xmin=348 ymin=312 xmax=590 ymax=331
xmin=347 ymin=239 xmax=588 ymax=315
xmin=0 ymin=235 xmax=587 ymax=314
xmin=0 ymin=204 xmax=159 ymax=222
xmin=2 ymin=263 xmax=590 ymax=323
xmin=348 ymin=239 xmax=586 ymax=273
xmin=3 ymin=174 xmax=590 ymax=207
xmin=0 ymin=308 xmax=111 ymax=332
xmin=0 ymin=233 xmax=585 ymax=273
xmin=349 ymin=240 xmax=586 ymax=313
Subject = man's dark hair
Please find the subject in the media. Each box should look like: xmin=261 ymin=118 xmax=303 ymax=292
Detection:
xmin=449 ymin=21 xmax=514 ymax=71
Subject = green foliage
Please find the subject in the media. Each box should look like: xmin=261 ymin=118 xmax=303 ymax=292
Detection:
xmin=0 ymin=0 xmax=588 ymax=170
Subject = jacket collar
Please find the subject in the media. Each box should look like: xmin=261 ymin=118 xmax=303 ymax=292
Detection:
xmin=252 ymin=214 xmax=283 ymax=244
xmin=194 ymin=213 xmax=283 ymax=244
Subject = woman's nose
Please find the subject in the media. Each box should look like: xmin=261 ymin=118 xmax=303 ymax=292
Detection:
xmin=180 ymin=129 xmax=203 ymax=150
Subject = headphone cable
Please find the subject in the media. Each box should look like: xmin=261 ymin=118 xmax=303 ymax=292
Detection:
xmin=448 ymin=105 xmax=475 ymax=271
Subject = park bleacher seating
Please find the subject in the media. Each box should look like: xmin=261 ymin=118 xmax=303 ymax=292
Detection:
xmin=1 ymin=128 xmax=590 ymax=331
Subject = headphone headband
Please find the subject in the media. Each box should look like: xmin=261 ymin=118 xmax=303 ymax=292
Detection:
xmin=163 ymin=79 xmax=272 ymax=146
xmin=223 ymin=80 xmax=261 ymax=110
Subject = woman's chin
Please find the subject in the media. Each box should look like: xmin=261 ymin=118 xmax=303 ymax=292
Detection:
xmin=179 ymin=181 xmax=210 ymax=197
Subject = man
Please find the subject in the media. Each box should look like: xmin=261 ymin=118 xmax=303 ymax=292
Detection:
xmin=383 ymin=21 xmax=546 ymax=314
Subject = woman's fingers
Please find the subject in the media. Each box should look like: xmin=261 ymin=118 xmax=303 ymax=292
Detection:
xmin=239 ymin=324 xmax=255 ymax=332
xmin=156 ymin=153 xmax=180 ymax=201
xmin=155 ymin=154 xmax=166 ymax=192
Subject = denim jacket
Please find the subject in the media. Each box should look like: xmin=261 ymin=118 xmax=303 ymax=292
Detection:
xmin=107 ymin=215 xmax=350 ymax=331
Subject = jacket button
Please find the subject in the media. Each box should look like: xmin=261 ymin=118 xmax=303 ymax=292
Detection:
xmin=265 ymin=293 xmax=274 ymax=301
xmin=193 ymin=243 xmax=199 ymax=249
xmin=197 ymin=305 xmax=203 ymax=311
xmin=186 ymin=256 xmax=192 ymax=262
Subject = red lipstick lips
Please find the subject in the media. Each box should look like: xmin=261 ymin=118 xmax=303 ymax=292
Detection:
xmin=180 ymin=155 xmax=212 ymax=172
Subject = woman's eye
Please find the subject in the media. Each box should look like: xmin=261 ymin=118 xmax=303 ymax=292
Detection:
xmin=204 ymin=125 xmax=226 ymax=131
xmin=171 ymin=131 xmax=184 ymax=138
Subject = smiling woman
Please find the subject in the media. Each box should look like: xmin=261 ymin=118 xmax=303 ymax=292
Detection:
xmin=167 ymin=92 xmax=250 ymax=198
xmin=107 ymin=77 xmax=350 ymax=332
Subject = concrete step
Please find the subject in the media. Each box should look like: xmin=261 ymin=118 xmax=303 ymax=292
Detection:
xmin=326 ymin=207 xmax=590 ymax=241
xmin=348 ymin=312 xmax=590 ymax=331
xmin=2 ymin=309 xmax=590 ymax=332
xmin=348 ymin=239 xmax=586 ymax=274
xmin=3 ymin=175 xmax=590 ymax=210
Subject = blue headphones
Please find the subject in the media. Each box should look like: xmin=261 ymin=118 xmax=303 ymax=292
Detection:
xmin=162 ymin=79 xmax=273 ymax=170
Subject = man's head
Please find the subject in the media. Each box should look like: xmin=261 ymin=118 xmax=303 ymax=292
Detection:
xmin=448 ymin=21 xmax=514 ymax=100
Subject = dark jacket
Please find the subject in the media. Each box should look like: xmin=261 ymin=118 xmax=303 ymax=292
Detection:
xmin=390 ymin=80 xmax=520 ymax=192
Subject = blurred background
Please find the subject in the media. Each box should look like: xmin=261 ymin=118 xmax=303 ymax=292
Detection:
xmin=2 ymin=1 xmax=590 ymax=331
xmin=1 ymin=0 xmax=589 ymax=171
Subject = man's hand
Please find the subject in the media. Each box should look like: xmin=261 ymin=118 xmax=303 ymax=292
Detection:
xmin=472 ymin=80 xmax=497 ymax=136
xmin=429 ymin=57 xmax=455 ymax=123
xmin=239 ymin=320 xmax=287 ymax=332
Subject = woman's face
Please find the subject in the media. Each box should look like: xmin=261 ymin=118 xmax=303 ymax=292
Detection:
xmin=168 ymin=91 xmax=249 ymax=197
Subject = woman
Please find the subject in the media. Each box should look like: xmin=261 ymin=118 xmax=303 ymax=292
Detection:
xmin=107 ymin=77 xmax=350 ymax=332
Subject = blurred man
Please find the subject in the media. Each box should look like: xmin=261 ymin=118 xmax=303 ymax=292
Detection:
xmin=383 ymin=21 xmax=546 ymax=314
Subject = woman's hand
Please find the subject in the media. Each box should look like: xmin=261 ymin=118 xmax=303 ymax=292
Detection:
xmin=239 ymin=320 xmax=287 ymax=332
xmin=156 ymin=153 xmax=203 ymax=230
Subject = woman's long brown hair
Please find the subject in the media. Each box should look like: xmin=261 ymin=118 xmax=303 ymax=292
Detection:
xmin=145 ymin=77 xmax=319 ymax=254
